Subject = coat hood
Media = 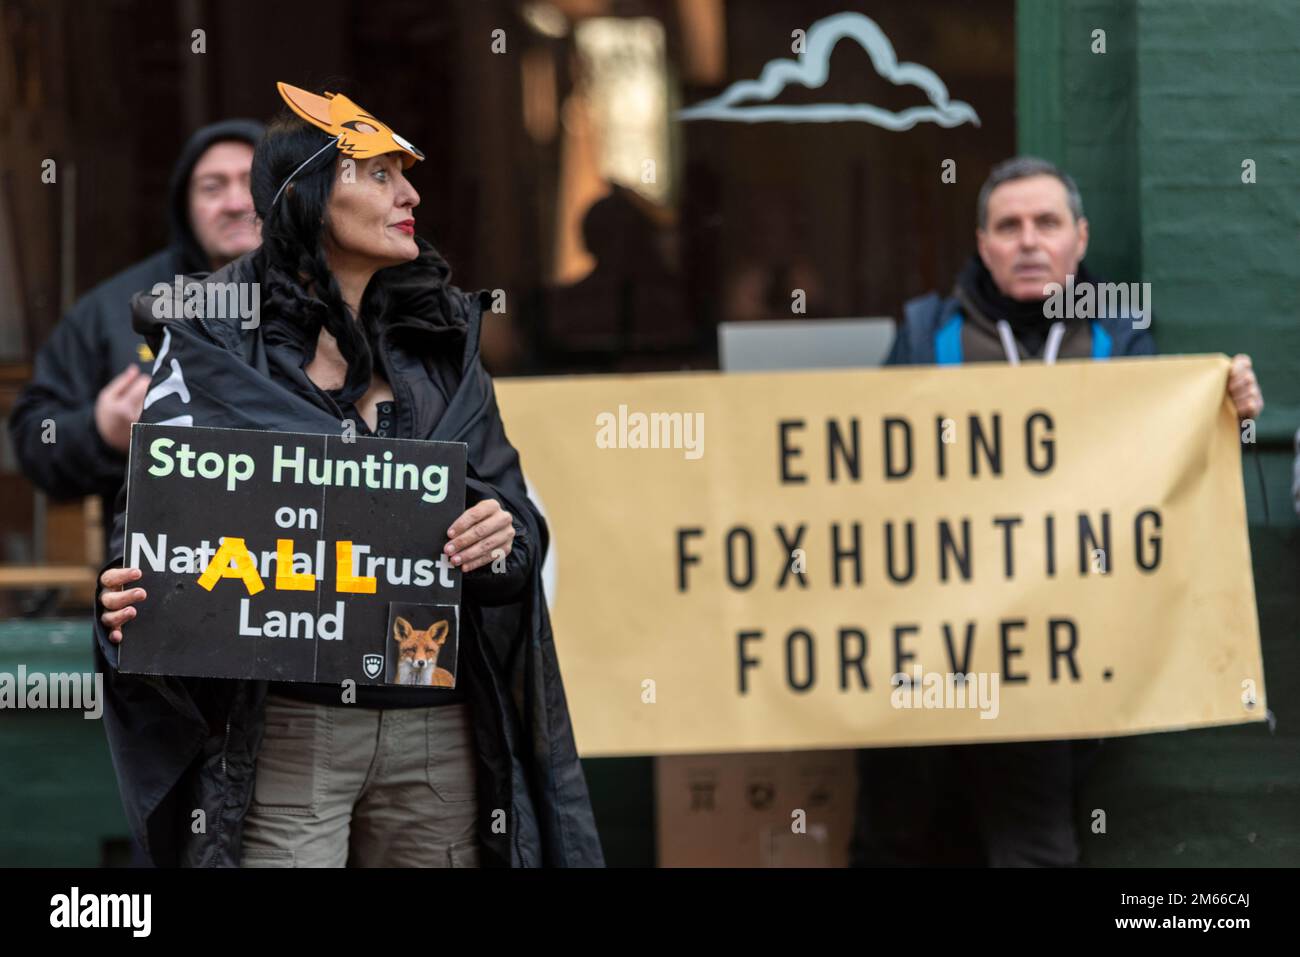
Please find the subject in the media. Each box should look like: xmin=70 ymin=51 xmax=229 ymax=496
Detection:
xmin=167 ymin=119 xmax=266 ymax=274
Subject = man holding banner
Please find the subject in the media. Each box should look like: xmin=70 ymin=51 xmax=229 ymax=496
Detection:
xmin=852 ymin=155 xmax=1264 ymax=867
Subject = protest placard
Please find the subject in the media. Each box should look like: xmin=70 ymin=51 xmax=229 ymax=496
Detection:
xmin=118 ymin=424 xmax=466 ymax=687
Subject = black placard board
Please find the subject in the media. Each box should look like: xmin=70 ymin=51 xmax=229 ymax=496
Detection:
xmin=118 ymin=423 xmax=466 ymax=687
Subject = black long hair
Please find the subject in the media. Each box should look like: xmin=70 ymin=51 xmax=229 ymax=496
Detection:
xmin=249 ymin=112 xmax=386 ymax=386
xmin=249 ymin=110 xmax=465 ymax=395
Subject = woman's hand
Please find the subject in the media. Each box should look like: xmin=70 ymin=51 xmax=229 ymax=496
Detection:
xmin=445 ymin=499 xmax=515 ymax=573
xmin=99 ymin=566 xmax=147 ymax=644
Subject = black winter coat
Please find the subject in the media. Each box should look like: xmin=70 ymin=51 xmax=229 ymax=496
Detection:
xmin=91 ymin=240 xmax=605 ymax=867
xmin=9 ymin=119 xmax=265 ymax=556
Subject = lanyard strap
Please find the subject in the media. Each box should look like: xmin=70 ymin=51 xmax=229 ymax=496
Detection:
xmin=996 ymin=320 xmax=1066 ymax=365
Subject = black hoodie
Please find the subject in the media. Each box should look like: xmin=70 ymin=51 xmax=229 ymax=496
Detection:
xmin=9 ymin=118 xmax=264 ymax=556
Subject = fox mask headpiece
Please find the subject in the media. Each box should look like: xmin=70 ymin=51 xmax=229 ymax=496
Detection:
xmin=269 ymin=81 xmax=425 ymax=208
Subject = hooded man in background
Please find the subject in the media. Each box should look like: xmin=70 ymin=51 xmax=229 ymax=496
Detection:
xmin=10 ymin=118 xmax=265 ymax=558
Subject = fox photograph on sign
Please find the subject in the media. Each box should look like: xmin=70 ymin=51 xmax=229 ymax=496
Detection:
xmin=118 ymin=423 xmax=466 ymax=687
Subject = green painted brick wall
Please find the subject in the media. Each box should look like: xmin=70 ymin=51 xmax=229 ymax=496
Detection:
xmin=1136 ymin=0 xmax=1300 ymax=441
xmin=1019 ymin=0 xmax=1300 ymax=867
xmin=1021 ymin=0 xmax=1300 ymax=447
xmin=1018 ymin=0 xmax=1141 ymax=282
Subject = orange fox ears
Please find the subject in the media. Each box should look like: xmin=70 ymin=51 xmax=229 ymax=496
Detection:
xmin=392 ymin=616 xmax=450 ymax=644
xmin=276 ymin=81 xmax=424 ymax=168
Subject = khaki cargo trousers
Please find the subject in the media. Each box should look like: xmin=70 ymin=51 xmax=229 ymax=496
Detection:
xmin=239 ymin=693 xmax=481 ymax=867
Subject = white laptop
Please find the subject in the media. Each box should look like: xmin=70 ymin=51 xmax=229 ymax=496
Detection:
xmin=718 ymin=318 xmax=896 ymax=372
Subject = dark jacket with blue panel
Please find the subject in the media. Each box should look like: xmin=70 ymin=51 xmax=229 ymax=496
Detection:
xmin=886 ymin=289 xmax=1156 ymax=366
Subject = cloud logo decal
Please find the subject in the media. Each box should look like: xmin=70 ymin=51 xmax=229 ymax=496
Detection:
xmin=676 ymin=11 xmax=980 ymax=130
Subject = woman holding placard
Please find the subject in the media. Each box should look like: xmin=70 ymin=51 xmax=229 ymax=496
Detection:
xmin=94 ymin=83 xmax=602 ymax=869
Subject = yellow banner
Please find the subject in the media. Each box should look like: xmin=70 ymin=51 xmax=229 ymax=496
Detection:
xmin=495 ymin=356 xmax=1266 ymax=756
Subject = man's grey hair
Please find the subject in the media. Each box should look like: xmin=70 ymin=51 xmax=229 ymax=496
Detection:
xmin=976 ymin=156 xmax=1085 ymax=230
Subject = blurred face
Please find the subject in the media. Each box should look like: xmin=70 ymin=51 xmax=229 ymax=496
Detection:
xmin=976 ymin=174 xmax=1089 ymax=301
xmin=323 ymin=153 xmax=420 ymax=271
xmin=188 ymin=140 xmax=258 ymax=268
